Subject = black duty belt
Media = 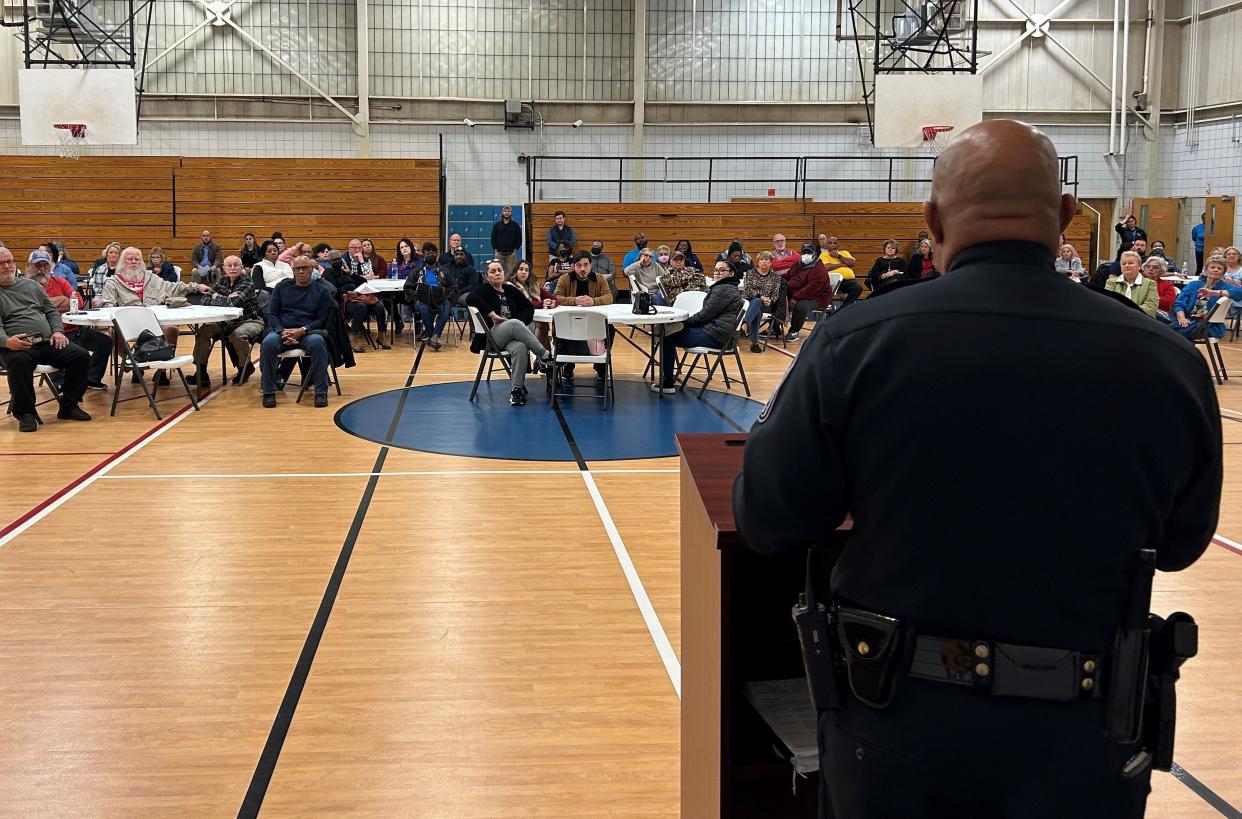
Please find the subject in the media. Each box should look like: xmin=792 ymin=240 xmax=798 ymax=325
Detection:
xmin=908 ymin=635 xmax=1104 ymax=701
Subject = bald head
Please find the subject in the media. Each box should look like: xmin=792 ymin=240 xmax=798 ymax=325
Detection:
xmin=924 ymin=120 xmax=1076 ymax=270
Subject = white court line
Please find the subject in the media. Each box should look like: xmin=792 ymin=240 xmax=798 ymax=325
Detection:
xmin=100 ymin=468 xmax=680 ymax=480
xmin=0 ymin=389 xmax=223 ymax=550
xmin=578 ymin=468 xmax=682 ymax=698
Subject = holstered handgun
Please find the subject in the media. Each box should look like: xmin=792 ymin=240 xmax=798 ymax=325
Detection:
xmin=793 ymin=547 xmax=841 ymax=711
xmin=1144 ymin=611 xmax=1198 ymax=772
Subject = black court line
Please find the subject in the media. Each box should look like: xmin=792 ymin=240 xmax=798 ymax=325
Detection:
xmin=698 ymin=392 xmax=747 ymax=433
xmin=1171 ymin=763 xmax=1242 ymax=818
xmin=238 ymin=344 xmax=425 ymax=818
xmin=552 ymin=403 xmax=589 ymax=470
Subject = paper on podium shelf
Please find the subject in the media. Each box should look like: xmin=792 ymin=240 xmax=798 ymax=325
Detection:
xmin=744 ymin=677 xmax=820 ymax=775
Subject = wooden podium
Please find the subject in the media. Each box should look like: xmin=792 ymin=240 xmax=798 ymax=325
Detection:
xmin=678 ymin=433 xmax=848 ymax=818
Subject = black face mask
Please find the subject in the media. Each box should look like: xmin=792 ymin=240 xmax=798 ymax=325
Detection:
xmin=591 ymin=248 xmax=602 ymax=256
xmin=331 ymin=260 xmax=344 ymax=271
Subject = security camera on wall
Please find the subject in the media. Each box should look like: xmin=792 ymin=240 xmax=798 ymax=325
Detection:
xmin=463 ymin=118 xmax=475 ymax=128
xmin=572 ymin=119 xmax=584 ymax=128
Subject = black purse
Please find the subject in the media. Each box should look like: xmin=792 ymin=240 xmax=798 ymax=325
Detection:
xmin=632 ymin=290 xmax=655 ymax=315
xmin=132 ymin=328 xmax=175 ymax=363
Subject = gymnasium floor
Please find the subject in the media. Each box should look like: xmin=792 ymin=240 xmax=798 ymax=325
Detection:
xmin=1 ymin=324 xmax=1240 ymax=817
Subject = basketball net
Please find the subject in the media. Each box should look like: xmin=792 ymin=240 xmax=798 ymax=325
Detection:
xmin=52 ymin=123 xmax=86 ymax=159
xmin=919 ymin=125 xmax=954 ymax=155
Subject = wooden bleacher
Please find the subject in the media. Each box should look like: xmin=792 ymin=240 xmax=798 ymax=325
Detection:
xmin=529 ymin=201 xmax=1096 ymax=272
xmin=0 ymin=155 xmax=442 ymax=274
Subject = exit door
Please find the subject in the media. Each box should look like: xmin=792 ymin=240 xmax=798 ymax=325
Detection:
xmin=1132 ymin=198 xmax=1182 ymax=263
xmin=1204 ymin=196 xmax=1235 ymax=251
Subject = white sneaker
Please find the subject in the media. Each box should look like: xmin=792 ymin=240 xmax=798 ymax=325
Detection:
xmin=650 ymin=383 xmax=678 ymax=394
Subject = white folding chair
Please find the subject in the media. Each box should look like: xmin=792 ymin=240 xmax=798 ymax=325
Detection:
xmin=109 ymin=305 xmax=199 ymax=419
xmin=466 ymin=305 xmax=513 ymax=402
xmin=673 ymin=290 xmax=707 ymax=314
xmin=676 ymin=304 xmax=751 ymax=398
xmin=550 ymin=308 xmax=613 ymax=409
xmin=1195 ymin=297 xmax=1232 ymax=384
xmin=1 ymin=364 xmax=61 ymax=422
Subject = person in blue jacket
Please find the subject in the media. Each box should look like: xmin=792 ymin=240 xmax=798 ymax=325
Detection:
xmin=1191 ymin=212 xmax=1206 ymax=275
xmin=1170 ymin=254 xmax=1242 ymax=340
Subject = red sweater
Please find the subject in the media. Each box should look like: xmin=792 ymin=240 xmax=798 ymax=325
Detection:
xmin=785 ymin=260 xmax=834 ymax=308
xmin=1156 ymin=278 xmax=1177 ymax=312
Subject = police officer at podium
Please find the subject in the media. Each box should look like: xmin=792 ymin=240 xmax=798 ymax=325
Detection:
xmin=733 ymin=120 xmax=1220 ymax=818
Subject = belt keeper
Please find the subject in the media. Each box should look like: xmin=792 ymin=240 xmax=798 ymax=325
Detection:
xmin=971 ymin=641 xmax=992 ymax=688
xmin=1079 ymin=654 xmax=1101 ymax=697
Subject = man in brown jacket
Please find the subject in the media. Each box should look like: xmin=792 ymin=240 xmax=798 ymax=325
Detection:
xmin=553 ymin=250 xmax=613 ymax=381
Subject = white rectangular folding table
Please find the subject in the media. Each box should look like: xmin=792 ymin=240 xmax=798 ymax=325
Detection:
xmin=354 ymin=278 xmax=408 ymax=345
xmin=65 ymin=305 xmax=245 ymax=383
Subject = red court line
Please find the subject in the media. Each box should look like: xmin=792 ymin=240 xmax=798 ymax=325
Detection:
xmin=0 ymin=383 xmax=225 ymax=541
xmin=0 ymin=451 xmax=116 ymax=456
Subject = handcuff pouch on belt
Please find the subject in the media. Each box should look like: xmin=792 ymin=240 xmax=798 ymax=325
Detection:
xmin=835 ymin=607 xmax=911 ymax=708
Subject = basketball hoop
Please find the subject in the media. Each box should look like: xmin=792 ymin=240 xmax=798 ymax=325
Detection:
xmin=52 ymin=123 xmax=86 ymax=159
xmin=919 ymin=124 xmax=954 ymax=155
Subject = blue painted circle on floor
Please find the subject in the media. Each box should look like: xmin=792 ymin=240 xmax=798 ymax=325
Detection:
xmin=334 ymin=378 xmax=762 ymax=461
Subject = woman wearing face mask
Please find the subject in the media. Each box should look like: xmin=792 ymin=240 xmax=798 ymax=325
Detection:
xmin=782 ymin=243 xmax=832 ymax=342
xmin=546 ymin=242 xmax=574 ymax=291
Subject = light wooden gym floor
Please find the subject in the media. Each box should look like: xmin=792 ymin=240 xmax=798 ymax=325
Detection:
xmin=1 ymin=329 xmax=1239 ymax=817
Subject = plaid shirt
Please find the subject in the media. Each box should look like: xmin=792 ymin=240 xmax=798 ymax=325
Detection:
xmin=205 ymin=272 xmax=262 ymax=321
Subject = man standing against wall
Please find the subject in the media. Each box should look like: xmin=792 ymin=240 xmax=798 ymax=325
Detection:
xmin=491 ymin=206 xmax=523 ymax=275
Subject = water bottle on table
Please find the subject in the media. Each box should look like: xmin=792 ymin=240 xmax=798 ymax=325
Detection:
xmin=69 ymin=293 xmax=80 ymax=314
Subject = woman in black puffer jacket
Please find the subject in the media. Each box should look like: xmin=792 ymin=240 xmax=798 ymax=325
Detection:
xmin=654 ymin=259 xmax=746 ymax=393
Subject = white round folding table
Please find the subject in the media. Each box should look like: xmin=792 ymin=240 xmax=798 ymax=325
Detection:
xmin=533 ymin=303 xmax=689 ymax=388
xmin=65 ymin=305 xmax=245 ymax=383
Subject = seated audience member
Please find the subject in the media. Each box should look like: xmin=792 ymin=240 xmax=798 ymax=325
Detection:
xmin=440 ymin=233 xmax=475 ymax=269
xmin=191 ymin=230 xmax=223 ymax=284
xmin=1055 ymin=243 xmax=1085 ymax=280
xmin=655 ymin=245 xmax=673 ymax=273
xmin=717 ymin=239 xmax=753 ymax=268
xmin=404 ymin=251 xmax=458 ymax=351
xmin=272 ymin=234 xmax=285 ymax=253
xmin=818 ymin=234 xmax=862 ymax=306
xmin=239 ymin=233 xmax=262 ymax=270
xmin=1058 ymin=233 xmax=1081 ymax=260
xmin=509 ymin=260 xmax=543 ymax=312
xmin=54 ymin=242 xmax=80 ymax=279
xmin=466 ymin=259 xmax=554 ymax=406
xmin=1115 ymin=214 xmax=1146 ymax=258
xmin=390 ymin=238 xmax=419 ymax=279
xmin=101 ymin=246 xmax=210 ymax=318
xmin=674 ymin=240 xmax=703 ymax=272
xmin=0 ymin=247 xmax=92 ymax=431
xmin=661 ymin=251 xmax=707 ymax=303
xmin=741 ymin=250 xmax=786 ymax=352
xmin=546 ymin=242 xmax=574 ymax=290
xmin=343 ymin=239 xmax=376 ymax=279
xmin=40 ymin=243 xmax=78 ymax=290
xmin=87 ymin=242 xmax=121 ymax=305
xmin=191 ymin=255 xmax=265 ymax=388
xmin=720 ymin=241 xmax=754 ymax=275
xmin=554 ymin=250 xmax=614 ymax=382
xmin=443 ymin=246 xmax=480 ymax=302
xmin=1109 ymin=237 xmax=1148 ymax=279
xmin=771 ymin=234 xmax=795 ymax=265
xmin=589 ymin=241 xmax=618 ymax=297
xmin=311 ymin=243 xmax=333 ymax=274
xmin=1142 ymin=256 xmax=1178 ymax=321
xmin=1106 ymin=251 xmax=1160 ymax=317
xmin=260 ymin=256 xmax=335 ymax=408
xmin=28 ymin=249 xmax=110 ymax=390
xmin=255 ymin=240 xmax=294 ymax=288
xmin=277 ymin=241 xmax=313 ymax=266
xmin=149 ymin=247 xmax=178 ymax=283
xmin=653 ymin=260 xmax=745 ymax=393
xmin=866 ymin=240 xmax=907 ymax=291
xmin=622 ymin=233 xmax=648 ymax=270
xmin=361 ymin=239 xmax=387 ymax=277
xmin=1171 ymin=255 xmax=1242 ymax=341
xmin=782 ymin=243 xmax=832 ymax=341
xmin=324 ymin=249 xmax=390 ymax=350
xmin=1218 ymin=246 xmax=1242 ymax=315
xmin=1149 ymin=240 xmax=1169 ymax=262
xmin=624 ymin=245 xmax=664 ymax=295
xmin=908 ymin=238 xmax=939 ymax=280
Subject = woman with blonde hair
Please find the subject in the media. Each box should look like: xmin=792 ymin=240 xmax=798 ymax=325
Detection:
xmin=87 ymin=242 xmax=122 ymax=306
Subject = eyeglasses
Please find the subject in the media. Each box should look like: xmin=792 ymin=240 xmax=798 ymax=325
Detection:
xmin=0 ymin=259 xmax=15 ymax=266
xmin=292 ymin=265 xmax=314 ymax=271
xmin=714 ymin=266 xmax=731 ymax=273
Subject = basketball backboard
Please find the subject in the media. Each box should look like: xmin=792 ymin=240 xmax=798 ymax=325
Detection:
xmin=873 ymin=73 xmax=983 ymax=149
xmin=19 ymin=68 xmax=138 ymax=146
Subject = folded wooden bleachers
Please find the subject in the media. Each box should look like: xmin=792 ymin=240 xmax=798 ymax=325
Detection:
xmin=0 ymin=155 xmax=442 ymax=273
xmin=530 ymin=200 xmax=1096 ymax=271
